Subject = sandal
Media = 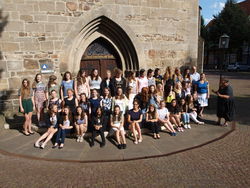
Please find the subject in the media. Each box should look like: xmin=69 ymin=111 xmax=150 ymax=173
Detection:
xmin=22 ymin=131 xmax=30 ymax=136
xmin=29 ymin=131 xmax=35 ymax=135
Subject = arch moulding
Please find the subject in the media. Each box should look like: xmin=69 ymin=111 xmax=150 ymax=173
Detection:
xmin=59 ymin=7 xmax=144 ymax=75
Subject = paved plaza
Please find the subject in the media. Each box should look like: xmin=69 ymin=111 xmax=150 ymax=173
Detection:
xmin=0 ymin=72 xmax=250 ymax=187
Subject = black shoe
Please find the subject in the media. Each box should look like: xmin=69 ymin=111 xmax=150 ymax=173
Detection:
xmin=122 ymin=144 xmax=127 ymax=149
xmin=52 ymin=145 xmax=58 ymax=149
xmin=90 ymin=142 xmax=94 ymax=147
xmin=100 ymin=142 xmax=105 ymax=148
xmin=118 ymin=144 xmax=122 ymax=149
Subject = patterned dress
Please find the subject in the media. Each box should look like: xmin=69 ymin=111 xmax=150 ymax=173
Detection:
xmin=34 ymin=82 xmax=46 ymax=109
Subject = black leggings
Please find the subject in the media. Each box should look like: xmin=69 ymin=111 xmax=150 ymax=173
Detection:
xmin=91 ymin=128 xmax=105 ymax=144
xmin=147 ymin=122 xmax=160 ymax=134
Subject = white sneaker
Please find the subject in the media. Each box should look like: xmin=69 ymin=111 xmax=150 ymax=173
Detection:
xmin=138 ymin=138 xmax=142 ymax=143
xmin=188 ymin=124 xmax=191 ymax=129
xmin=184 ymin=124 xmax=188 ymax=129
xmin=134 ymin=140 xmax=138 ymax=144
xmin=34 ymin=142 xmax=40 ymax=148
xmin=76 ymin=136 xmax=80 ymax=142
xmin=198 ymin=121 xmax=204 ymax=125
xmin=80 ymin=136 xmax=83 ymax=143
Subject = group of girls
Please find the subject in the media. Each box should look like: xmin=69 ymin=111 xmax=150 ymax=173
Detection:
xmin=18 ymin=65 xmax=209 ymax=149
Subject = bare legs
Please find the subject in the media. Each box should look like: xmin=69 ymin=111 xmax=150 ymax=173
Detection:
xmin=115 ymin=129 xmax=126 ymax=145
xmin=34 ymin=128 xmax=57 ymax=148
xmin=129 ymin=122 xmax=142 ymax=144
xmin=23 ymin=112 xmax=33 ymax=135
xmin=75 ymin=124 xmax=86 ymax=142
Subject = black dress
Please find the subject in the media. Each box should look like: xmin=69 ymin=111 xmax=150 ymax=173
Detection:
xmin=217 ymin=85 xmax=235 ymax=121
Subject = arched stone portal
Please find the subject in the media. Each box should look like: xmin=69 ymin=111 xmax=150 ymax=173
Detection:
xmin=61 ymin=15 xmax=140 ymax=75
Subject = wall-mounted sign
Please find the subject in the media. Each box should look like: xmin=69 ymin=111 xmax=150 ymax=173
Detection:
xmin=40 ymin=62 xmax=54 ymax=74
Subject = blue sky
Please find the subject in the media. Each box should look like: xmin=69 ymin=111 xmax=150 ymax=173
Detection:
xmin=199 ymin=0 xmax=245 ymax=24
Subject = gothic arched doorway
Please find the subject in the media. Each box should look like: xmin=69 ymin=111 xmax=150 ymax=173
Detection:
xmin=80 ymin=38 xmax=122 ymax=78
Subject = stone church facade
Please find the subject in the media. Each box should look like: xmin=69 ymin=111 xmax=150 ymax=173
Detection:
xmin=0 ymin=0 xmax=199 ymax=112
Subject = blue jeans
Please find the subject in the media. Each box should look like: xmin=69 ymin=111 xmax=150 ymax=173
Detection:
xmin=56 ymin=128 xmax=71 ymax=144
xmin=182 ymin=113 xmax=190 ymax=124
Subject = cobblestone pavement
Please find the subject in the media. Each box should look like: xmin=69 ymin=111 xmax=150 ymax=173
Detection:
xmin=0 ymin=72 xmax=249 ymax=188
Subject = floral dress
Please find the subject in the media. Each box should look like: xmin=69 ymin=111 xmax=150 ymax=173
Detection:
xmin=34 ymin=82 xmax=46 ymax=109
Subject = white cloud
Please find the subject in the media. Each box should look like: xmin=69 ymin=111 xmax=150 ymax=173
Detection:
xmin=211 ymin=1 xmax=225 ymax=10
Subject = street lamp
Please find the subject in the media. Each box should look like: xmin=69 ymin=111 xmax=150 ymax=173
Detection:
xmin=219 ymin=34 xmax=230 ymax=82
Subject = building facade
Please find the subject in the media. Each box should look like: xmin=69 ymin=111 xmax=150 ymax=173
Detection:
xmin=0 ymin=0 xmax=199 ymax=112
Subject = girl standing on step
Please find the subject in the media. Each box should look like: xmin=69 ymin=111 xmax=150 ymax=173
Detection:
xmin=195 ymin=73 xmax=209 ymax=117
xmin=60 ymin=71 xmax=74 ymax=100
xmin=46 ymin=75 xmax=60 ymax=101
xmin=19 ymin=79 xmax=35 ymax=136
xmin=34 ymin=104 xmax=60 ymax=149
xmin=88 ymin=69 xmax=102 ymax=94
xmin=146 ymin=104 xmax=160 ymax=139
xmin=62 ymin=89 xmax=78 ymax=115
xmin=32 ymin=73 xmax=47 ymax=127
xmin=137 ymin=69 xmax=148 ymax=93
xmin=75 ymin=69 xmax=90 ymax=99
xmin=74 ymin=106 xmax=88 ymax=142
xmin=53 ymin=106 xmax=73 ymax=149
xmin=126 ymin=71 xmax=138 ymax=95
xmin=110 ymin=105 xmax=126 ymax=149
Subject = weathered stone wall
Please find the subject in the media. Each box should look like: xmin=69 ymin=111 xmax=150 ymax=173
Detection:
xmin=0 ymin=0 xmax=199 ymax=112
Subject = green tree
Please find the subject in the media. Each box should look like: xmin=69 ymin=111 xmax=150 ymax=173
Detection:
xmin=208 ymin=0 xmax=250 ymax=49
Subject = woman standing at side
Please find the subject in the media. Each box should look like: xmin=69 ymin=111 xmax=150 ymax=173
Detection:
xmin=213 ymin=79 xmax=235 ymax=126
xmin=19 ymin=79 xmax=35 ymax=136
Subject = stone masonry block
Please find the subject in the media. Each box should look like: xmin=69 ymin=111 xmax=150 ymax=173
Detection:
xmin=23 ymin=59 xmax=39 ymax=69
xmin=1 ymin=42 xmax=20 ymax=52
xmin=39 ymin=1 xmax=55 ymax=11
xmin=7 ymin=61 xmax=23 ymax=71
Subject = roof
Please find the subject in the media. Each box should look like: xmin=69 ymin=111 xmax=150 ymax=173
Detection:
xmin=238 ymin=0 xmax=250 ymax=16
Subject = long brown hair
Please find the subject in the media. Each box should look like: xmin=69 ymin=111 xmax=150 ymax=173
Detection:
xmin=32 ymin=73 xmax=42 ymax=88
xmin=141 ymin=87 xmax=149 ymax=102
xmin=90 ymin=69 xmax=99 ymax=81
xmin=148 ymin=85 xmax=157 ymax=96
xmin=74 ymin=106 xmax=86 ymax=121
xmin=63 ymin=106 xmax=72 ymax=122
xmin=48 ymin=75 xmax=57 ymax=88
xmin=112 ymin=105 xmax=122 ymax=122
xmin=115 ymin=87 xmax=125 ymax=100
xmin=20 ymin=79 xmax=31 ymax=98
xmin=63 ymin=71 xmax=72 ymax=81
xmin=163 ymin=66 xmax=173 ymax=81
xmin=77 ymin=69 xmax=86 ymax=86
xmin=147 ymin=104 xmax=157 ymax=119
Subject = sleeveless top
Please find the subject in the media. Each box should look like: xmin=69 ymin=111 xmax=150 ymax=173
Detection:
xmin=89 ymin=77 xmax=102 ymax=90
xmin=148 ymin=77 xmax=156 ymax=86
xmin=61 ymin=80 xmax=74 ymax=98
xmin=197 ymin=81 xmax=208 ymax=94
xmin=77 ymin=83 xmax=89 ymax=97
xmin=49 ymin=98 xmax=61 ymax=110
xmin=165 ymin=94 xmax=175 ymax=103
xmin=138 ymin=77 xmax=148 ymax=92
xmin=64 ymin=97 xmax=76 ymax=113
xmin=127 ymin=79 xmax=137 ymax=94
xmin=63 ymin=119 xmax=70 ymax=127
xmin=49 ymin=114 xmax=57 ymax=128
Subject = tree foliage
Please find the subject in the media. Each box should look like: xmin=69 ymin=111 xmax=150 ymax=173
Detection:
xmin=208 ymin=0 xmax=250 ymax=49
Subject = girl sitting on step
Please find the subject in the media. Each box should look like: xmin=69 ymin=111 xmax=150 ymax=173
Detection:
xmin=53 ymin=106 xmax=73 ymax=149
xmin=34 ymin=104 xmax=60 ymax=149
